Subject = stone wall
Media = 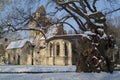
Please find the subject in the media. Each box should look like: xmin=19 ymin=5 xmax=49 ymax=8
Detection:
xmin=46 ymin=39 xmax=72 ymax=66
xmin=6 ymin=42 xmax=33 ymax=65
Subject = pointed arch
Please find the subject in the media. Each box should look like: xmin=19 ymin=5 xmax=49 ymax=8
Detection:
xmin=56 ymin=42 xmax=60 ymax=56
xmin=50 ymin=42 xmax=53 ymax=57
xmin=64 ymin=42 xmax=68 ymax=57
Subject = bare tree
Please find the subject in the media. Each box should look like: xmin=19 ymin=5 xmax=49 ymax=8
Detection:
xmin=48 ymin=0 xmax=120 ymax=73
xmin=0 ymin=0 xmax=48 ymax=40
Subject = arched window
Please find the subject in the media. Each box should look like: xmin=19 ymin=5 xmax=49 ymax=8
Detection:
xmin=18 ymin=55 xmax=20 ymax=65
xmin=13 ymin=56 xmax=15 ymax=60
xmin=8 ymin=54 xmax=10 ymax=64
xmin=56 ymin=43 xmax=60 ymax=56
xmin=65 ymin=43 xmax=68 ymax=57
xmin=50 ymin=43 xmax=53 ymax=57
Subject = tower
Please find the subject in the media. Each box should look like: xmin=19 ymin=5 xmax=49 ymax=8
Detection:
xmin=29 ymin=5 xmax=46 ymax=38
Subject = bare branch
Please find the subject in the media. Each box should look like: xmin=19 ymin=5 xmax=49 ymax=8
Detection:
xmin=92 ymin=0 xmax=97 ymax=12
xmin=47 ymin=7 xmax=63 ymax=16
xmin=59 ymin=22 xmax=78 ymax=34
xmin=79 ymin=0 xmax=87 ymax=13
xmin=6 ymin=26 xmax=46 ymax=40
xmin=105 ymin=7 xmax=120 ymax=15
xmin=84 ymin=0 xmax=95 ymax=12
xmin=62 ymin=5 xmax=86 ymax=31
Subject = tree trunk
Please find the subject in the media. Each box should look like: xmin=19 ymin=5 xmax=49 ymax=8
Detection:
xmin=76 ymin=53 xmax=88 ymax=72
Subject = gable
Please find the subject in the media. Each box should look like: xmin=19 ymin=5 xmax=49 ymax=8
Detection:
xmin=6 ymin=39 xmax=33 ymax=50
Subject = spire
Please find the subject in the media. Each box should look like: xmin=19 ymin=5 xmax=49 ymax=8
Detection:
xmin=35 ymin=5 xmax=46 ymax=16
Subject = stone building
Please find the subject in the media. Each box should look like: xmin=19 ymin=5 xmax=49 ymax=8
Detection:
xmin=0 ymin=37 xmax=14 ymax=63
xmin=6 ymin=39 xmax=33 ymax=65
xmin=31 ymin=23 xmax=73 ymax=66
xmin=5 ymin=5 xmax=78 ymax=66
xmin=5 ymin=25 xmax=74 ymax=65
xmin=32 ymin=24 xmax=72 ymax=65
xmin=0 ymin=44 xmax=5 ymax=63
xmin=45 ymin=39 xmax=72 ymax=65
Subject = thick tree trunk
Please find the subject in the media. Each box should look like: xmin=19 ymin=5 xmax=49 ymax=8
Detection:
xmin=76 ymin=53 xmax=88 ymax=72
xmin=53 ymin=0 xmax=116 ymax=73
xmin=75 ymin=31 xmax=115 ymax=73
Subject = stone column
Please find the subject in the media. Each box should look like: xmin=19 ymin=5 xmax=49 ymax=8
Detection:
xmin=47 ymin=42 xmax=54 ymax=65
xmin=60 ymin=40 xmax=65 ymax=57
xmin=68 ymin=42 xmax=72 ymax=65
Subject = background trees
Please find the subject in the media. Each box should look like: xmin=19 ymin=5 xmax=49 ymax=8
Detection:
xmin=49 ymin=0 xmax=120 ymax=72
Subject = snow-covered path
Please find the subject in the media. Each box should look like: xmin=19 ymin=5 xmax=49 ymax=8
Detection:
xmin=0 ymin=72 xmax=120 ymax=80
xmin=0 ymin=65 xmax=120 ymax=80
xmin=0 ymin=65 xmax=75 ymax=73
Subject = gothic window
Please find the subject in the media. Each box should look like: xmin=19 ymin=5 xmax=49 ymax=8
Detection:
xmin=18 ymin=55 xmax=20 ymax=65
xmin=36 ymin=59 xmax=38 ymax=62
xmin=8 ymin=54 xmax=10 ymax=64
xmin=65 ymin=43 xmax=68 ymax=57
xmin=4 ymin=38 xmax=8 ymax=42
xmin=37 ymin=52 xmax=40 ymax=54
xmin=56 ymin=43 xmax=60 ymax=56
xmin=13 ymin=56 xmax=15 ymax=60
xmin=50 ymin=43 xmax=53 ymax=57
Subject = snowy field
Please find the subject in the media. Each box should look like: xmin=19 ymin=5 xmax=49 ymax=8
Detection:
xmin=1 ymin=71 xmax=120 ymax=80
xmin=0 ymin=65 xmax=75 ymax=73
xmin=0 ymin=65 xmax=120 ymax=80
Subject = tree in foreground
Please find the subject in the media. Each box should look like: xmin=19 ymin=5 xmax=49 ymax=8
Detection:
xmin=50 ymin=0 xmax=118 ymax=73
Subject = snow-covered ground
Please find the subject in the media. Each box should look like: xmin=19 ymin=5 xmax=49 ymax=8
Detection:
xmin=0 ymin=71 xmax=120 ymax=80
xmin=0 ymin=65 xmax=75 ymax=73
xmin=0 ymin=65 xmax=120 ymax=80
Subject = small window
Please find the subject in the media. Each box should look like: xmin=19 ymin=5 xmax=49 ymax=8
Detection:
xmin=50 ymin=43 xmax=53 ymax=57
xmin=36 ymin=59 xmax=38 ymax=62
xmin=56 ymin=44 xmax=60 ymax=56
xmin=37 ymin=52 xmax=40 ymax=54
xmin=8 ymin=54 xmax=10 ymax=64
xmin=65 ymin=43 xmax=68 ymax=57
xmin=13 ymin=56 xmax=15 ymax=60
xmin=4 ymin=38 xmax=8 ymax=42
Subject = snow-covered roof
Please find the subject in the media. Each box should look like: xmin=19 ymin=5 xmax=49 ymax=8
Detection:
xmin=40 ymin=24 xmax=60 ymax=40
xmin=6 ymin=38 xmax=33 ymax=49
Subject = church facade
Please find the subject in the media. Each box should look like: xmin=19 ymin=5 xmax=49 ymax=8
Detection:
xmin=5 ymin=25 xmax=74 ymax=65
xmin=33 ymin=38 xmax=72 ymax=66
xmin=5 ymin=6 xmax=78 ymax=65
